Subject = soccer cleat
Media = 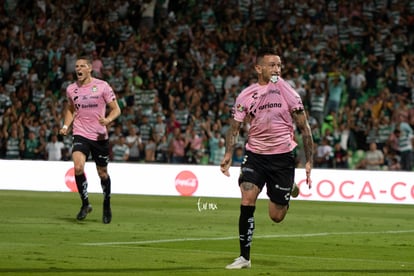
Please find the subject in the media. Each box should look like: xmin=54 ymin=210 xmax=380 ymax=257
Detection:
xmin=291 ymin=182 xmax=299 ymax=198
xmin=76 ymin=204 xmax=92 ymax=220
xmin=225 ymin=256 xmax=251 ymax=269
xmin=103 ymin=206 xmax=112 ymax=224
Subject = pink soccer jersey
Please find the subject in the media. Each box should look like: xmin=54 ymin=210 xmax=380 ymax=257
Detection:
xmin=232 ymin=77 xmax=304 ymax=154
xmin=66 ymin=78 xmax=116 ymax=141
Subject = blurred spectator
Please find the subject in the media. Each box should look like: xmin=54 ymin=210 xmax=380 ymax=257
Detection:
xmin=348 ymin=65 xmax=366 ymax=101
xmin=155 ymin=134 xmax=169 ymax=163
xmin=361 ymin=142 xmax=384 ymax=170
xmin=144 ymin=135 xmax=157 ymax=163
xmin=125 ymin=125 xmax=142 ymax=162
xmin=333 ymin=142 xmax=348 ymax=169
xmin=5 ymin=127 xmax=22 ymax=160
xmin=309 ymin=79 xmax=327 ymax=126
xmin=392 ymin=121 xmax=414 ymax=171
xmin=232 ymin=145 xmax=245 ymax=166
xmin=111 ymin=136 xmax=130 ymax=162
xmin=350 ymin=108 xmax=370 ymax=151
xmin=185 ymin=126 xmax=203 ymax=164
xmin=140 ymin=0 xmax=156 ymax=31
xmin=45 ymin=134 xmax=65 ymax=161
xmin=326 ymin=73 xmax=346 ymax=116
xmin=168 ymin=127 xmax=187 ymax=164
xmin=315 ymin=137 xmax=333 ymax=168
xmin=364 ymin=53 xmax=382 ymax=95
xmin=0 ymin=85 xmax=12 ymax=117
xmin=21 ymin=130 xmax=42 ymax=160
xmin=138 ymin=114 xmax=153 ymax=151
xmin=211 ymin=137 xmax=225 ymax=166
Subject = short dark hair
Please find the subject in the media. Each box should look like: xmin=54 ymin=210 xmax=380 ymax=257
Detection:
xmin=256 ymin=46 xmax=280 ymax=64
xmin=77 ymin=56 xmax=92 ymax=66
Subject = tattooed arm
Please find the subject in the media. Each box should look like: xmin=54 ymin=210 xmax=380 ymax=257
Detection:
xmin=220 ymin=118 xmax=241 ymax=177
xmin=292 ymin=109 xmax=314 ymax=188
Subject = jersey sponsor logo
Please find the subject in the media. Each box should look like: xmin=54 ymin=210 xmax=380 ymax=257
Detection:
xmin=269 ymin=89 xmax=281 ymax=95
xmin=258 ymin=102 xmax=282 ymax=110
xmin=81 ymin=103 xmax=99 ymax=108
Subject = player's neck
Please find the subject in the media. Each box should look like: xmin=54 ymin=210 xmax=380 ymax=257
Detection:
xmin=257 ymin=79 xmax=268 ymax=86
xmin=78 ymin=76 xmax=93 ymax=86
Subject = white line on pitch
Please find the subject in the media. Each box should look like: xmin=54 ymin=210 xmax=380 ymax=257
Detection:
xmin=80 ymin=229 xmax=414 ymax=246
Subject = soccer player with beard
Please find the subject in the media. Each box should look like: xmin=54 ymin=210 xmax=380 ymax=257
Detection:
xmin=60 ymin=57 xmax=121 ymax=224
xmin=220 ymin=47 xmax=314 ymax=269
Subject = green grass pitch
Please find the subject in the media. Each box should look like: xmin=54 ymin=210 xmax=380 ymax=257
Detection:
xmin=0 ymin=190 xmax=413 ymax=275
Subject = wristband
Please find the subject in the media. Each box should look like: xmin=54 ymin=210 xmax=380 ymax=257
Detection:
xmin=62 ymin=125 xmax=68 ymax=130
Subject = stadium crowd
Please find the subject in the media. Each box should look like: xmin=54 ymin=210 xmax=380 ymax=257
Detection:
xmin=0 ymin=0 xmax=413 ymax=171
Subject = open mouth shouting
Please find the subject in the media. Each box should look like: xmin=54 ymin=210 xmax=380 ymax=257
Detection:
xmin=75 ymin=59 xmax=92 ymax=84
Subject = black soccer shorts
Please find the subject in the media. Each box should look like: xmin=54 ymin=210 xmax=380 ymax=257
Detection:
xmin=72 ymin=135 xmax=110 ymax=167
xmin=238 ymin=150 xmax=295 ymax=205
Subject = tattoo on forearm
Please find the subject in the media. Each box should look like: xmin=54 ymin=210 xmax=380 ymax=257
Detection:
xmin=225 ymin=132 xmax=237 ymax=153
xmin=302 ymin=134 xmax=314 ymax=165
xmin=225 ymin=121 xmax=240 ymax=153
xmin=293 ymin=110 xmax=314 ymax=165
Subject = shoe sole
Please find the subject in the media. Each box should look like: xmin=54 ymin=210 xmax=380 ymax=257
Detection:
xmin=225 ymin=264 xmax=251 ymax=269
xmin=225 ymin=257 xmax=251 ymax=269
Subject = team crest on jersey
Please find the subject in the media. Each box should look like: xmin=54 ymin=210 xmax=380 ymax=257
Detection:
xmin=236 ymin=104 xmax=244 ymax=112
xmin=92 ymin=86 xmax=97 ymax=92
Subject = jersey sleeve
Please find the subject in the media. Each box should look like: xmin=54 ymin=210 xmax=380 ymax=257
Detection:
xmin=103 ymin=82 xmax=117 ymax=103
xmin=281 ymin=80 xmax=304 ymax=112
xmin=232 ymin=90 xmax=248 ymax=123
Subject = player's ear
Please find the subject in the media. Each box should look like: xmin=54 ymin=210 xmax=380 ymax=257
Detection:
xmin=254 ymin=64 xmax=262 ymax=74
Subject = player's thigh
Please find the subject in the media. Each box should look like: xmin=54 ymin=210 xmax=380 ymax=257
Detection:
xmin=238 ymin=151 xmax=266 ymax=205
xmin=72 ymin=135 xmax=92 ymax=174
xmin=265 ymin=152 xmax=295 ymax=205
xmin=90 ymin=139 xmax=110 ymax=167
xmin=240 ymin=181 xmax=261 ymax=205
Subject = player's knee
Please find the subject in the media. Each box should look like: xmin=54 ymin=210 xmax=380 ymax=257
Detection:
xmin=270 ymin=212 xmax=286 ymax=223
xmin=74 ymin=165 xmax=84 ymax=175
xmin=268 ymin=206 xmax=287 ymax=223
xmin=97 ymin=168 xmax=108 ymax=180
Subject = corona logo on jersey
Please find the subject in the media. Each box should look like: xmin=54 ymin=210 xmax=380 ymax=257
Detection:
xmin=175 ymin=170 xmax=198 ymax=196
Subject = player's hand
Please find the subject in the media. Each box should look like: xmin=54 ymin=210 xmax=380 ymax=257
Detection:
xmin=220 ymin=153 xmax=232 ymax=177
xmin=305 ymin=161 xmax=312 ymax=188
xmin=99 ymin=117 xmax=110 ymax=126
xmin=59 ymin=126 xmax=68 ymax=136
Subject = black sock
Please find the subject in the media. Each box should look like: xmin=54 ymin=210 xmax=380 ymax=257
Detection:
xmin=75 ymin=173 xmax=89 ymax=206
xmin=101 ymin=176 xmax=111 ymax=208
xmin=239 ymin=205 xmax=255 ymax=260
